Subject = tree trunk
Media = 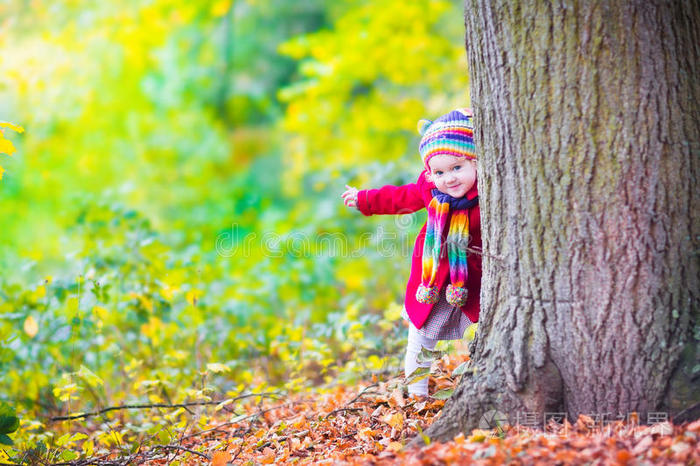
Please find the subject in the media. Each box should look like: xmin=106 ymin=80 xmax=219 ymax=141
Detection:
xmin=422 ymin=0 xmax=699 ymax=443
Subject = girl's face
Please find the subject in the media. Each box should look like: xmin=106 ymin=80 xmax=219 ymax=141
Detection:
xmin=426 ymin=155 xmax=477 ymax=198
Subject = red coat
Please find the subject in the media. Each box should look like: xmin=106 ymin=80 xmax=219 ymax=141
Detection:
xmin=357 ymin=170 xmax=482 ymax=329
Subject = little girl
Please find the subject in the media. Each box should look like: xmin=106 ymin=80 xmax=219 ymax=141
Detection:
xmin=341 ymin=108 xmax=481 ymax=398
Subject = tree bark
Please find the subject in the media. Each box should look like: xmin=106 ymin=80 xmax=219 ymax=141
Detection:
xmin=421 ymin=0 xmax=700 ymax=444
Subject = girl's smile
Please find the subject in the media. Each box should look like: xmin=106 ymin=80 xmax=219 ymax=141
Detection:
xmin=426 ymin=154 xmax=477 ymax=198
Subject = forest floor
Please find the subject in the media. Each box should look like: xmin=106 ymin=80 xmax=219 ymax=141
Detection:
xmin=108 ymin=340 xmax=700 ymax=465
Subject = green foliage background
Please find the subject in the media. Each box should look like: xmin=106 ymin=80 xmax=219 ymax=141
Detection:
xmin=0 ymin=0 xmax=468 ymax=458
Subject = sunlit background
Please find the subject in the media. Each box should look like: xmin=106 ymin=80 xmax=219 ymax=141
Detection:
xmin=0 ymin=0 xmax=468 ymax=450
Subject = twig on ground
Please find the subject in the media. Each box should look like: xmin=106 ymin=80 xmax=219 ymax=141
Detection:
xmin=325 ymin=383 xmax=379 ymax=418
xmin=179 ymin=399 xmax=315 ymax=442
xmin=49 ymin=392 xmax=282 ymax=422
xmin=151 ymin=444 xmax=211 ymax=460
xmin=325 ymin=407 xmax=364 ymax=417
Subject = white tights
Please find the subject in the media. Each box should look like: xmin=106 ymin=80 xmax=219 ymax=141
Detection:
xmin=404 ymin=322 xmax=439 ymax=396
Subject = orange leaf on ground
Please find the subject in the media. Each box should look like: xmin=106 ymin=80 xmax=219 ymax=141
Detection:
xmin=110 ymin=348 xmax=700 ymax=466
xmin=210 ymin=450 xmax=230 ymax=466
xmin=388 ymin=388 xmax=405 ymax=408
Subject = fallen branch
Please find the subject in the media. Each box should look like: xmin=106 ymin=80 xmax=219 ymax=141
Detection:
xmin=49 ymin=392 xmax=282 ymax=422
xmin=151 ymin=445 xmax=210 ymax=460
xmin=674 ymin=402 xmax=700 ymax=424
xmin=325 ymin=383 xmax=379 ymax=418
xmin=180 ymin=399 xmax=316 ymax=442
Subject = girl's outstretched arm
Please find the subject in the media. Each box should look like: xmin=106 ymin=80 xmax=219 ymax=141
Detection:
xmin=354 ymin=171 xmax=428 ymax=216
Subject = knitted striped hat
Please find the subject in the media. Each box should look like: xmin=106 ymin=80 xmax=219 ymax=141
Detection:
xmin=417 ymin=108 xmax=475 ymax=169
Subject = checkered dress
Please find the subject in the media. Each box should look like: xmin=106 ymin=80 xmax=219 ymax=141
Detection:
xmin=401 ymin=287 xmax=472 ymax=340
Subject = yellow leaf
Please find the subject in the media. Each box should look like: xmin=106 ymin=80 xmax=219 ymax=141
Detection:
xmin=367 ymin=354 xmax=384 ymax=370
xmin=0 ymin=121 xmax=24 ymax=133
xmin=0 ymin=165 xmax=4 ymax=179
xmin=92 ymin=305 xmax=109 ymax=320
xmin=107 ymin=430 xmax=124 ymax=447
xmin=55 ymin=433 xmax=71 ymax=447
xmin=29 ymin=285 xmax=46 ymax=302
xmin=0 ymin=137 xmax=15 ymax=156
xmin=210 ymin=0 xmax=230 ymax=17
xmin=125 ymin=358 xmax=143 ymax=373
xmin=186 ymin=289 xmax=202 ymax=306
xmin=157 ymin=430 xmax=170 ymax=444
xmin=468 ymin=429 xmax=492 ymax=442
xmin=23 ymin=315 xmax=38 ymax=338
xmin=70 ymin=432 xmax=88 ymax=442
xmin=82 ymin=439 xmax=94 ymax=457
xmin=77 ymin=365 xmax=104 ymax=388
xmin=382 ymin=412 xmax=404 ymax=430
xmin=465 ymin=323 xmax=478 ymax=341
xmin=53 ymin=383 xmax=82 ymax=402
xmin=206 ymin=363 xmax=231 ymax=373
xmin=214 ymin=398 xmax=234 ymax=412
xmin=141 ymin=317 xmax=162 ymax=345
xmin=61 ymin=450 xmax=78 ymax=461
xmin=171 ymin=350 xmax=188 ymax=361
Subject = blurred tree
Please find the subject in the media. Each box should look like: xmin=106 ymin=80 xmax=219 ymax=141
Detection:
xmin=422 ymin=0 xmax=700 ymax=444
xmin=0 ymin=0 xmax=330 ymax=266
xmin=274 ymin=0 xmax=469 ymax=323
xmin=278 ymin=0 xmax=468 ymax=193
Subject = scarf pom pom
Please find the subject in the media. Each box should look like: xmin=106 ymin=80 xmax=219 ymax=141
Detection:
xmin=446 ymin=284 xmax=468 ymax=307
xmin=416 ymin=285 xmax=439 ymax=304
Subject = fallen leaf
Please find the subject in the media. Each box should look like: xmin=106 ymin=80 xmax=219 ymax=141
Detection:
xmin=382 ymin=412 xmax=404 ymax=430
xmin=631 ymin=435 xmax=653 ymax=456
xmin=211 ymin=450 xmax=231 ymax=466
xmin=431 ymin=388 xmax=454 ymax=400
xmin=452 ymin=361 xmax=473 ymax=377
xmin=416 ymin=347 xmax=444 ymax=364
xmin=388 ymin=389 xmax=405 ymax=408
xmin=387 ymin=441 xmax=403 ymax=452
xmin=468 ymin=429 xmax=493 ymax=443
xmin=413 ymin=400 xmax=427 ymax=413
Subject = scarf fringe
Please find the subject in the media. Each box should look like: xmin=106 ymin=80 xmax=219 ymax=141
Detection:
xmin=416 ymin=190 xmax=476 ymax=308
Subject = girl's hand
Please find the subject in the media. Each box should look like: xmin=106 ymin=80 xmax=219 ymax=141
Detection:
xmin=342 ymin=185 xmax=359 ymax=209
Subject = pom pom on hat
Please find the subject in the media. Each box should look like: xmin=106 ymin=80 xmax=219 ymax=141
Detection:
xmin=417 ymin=119 xmax=433 ymax=136
xmin=418 ymin=108 xmax=476 ymax=169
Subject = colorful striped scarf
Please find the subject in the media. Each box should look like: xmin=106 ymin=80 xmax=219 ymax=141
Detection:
xmin=416 ymin=189 xmax=479 ymax=307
